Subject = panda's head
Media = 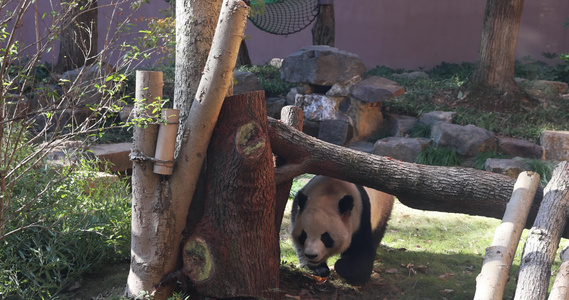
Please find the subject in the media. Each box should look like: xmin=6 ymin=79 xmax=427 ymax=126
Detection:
xmin=291 ymin=189 xmax=358 ymax=266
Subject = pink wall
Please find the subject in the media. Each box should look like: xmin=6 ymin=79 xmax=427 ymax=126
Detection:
xmin=245 ymin=0 xmax=569 ymax=70
xmin=9 ymin=0 xmax=171 ymax=67
xmin=8 ymin=0 xmax=569 ymax=70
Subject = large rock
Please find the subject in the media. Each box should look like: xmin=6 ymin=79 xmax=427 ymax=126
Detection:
xmin=90 ymin=142 xmax=132 ymax=173
xmin=295 ymin=93 xmax=344 ymax=121
xmin=233 ymin=71 xmax=263 ymax=95
xmin=281 ymin=46 xmax=366 ymax=86
xmin=431 ymin=123 xmax=496 ymax=156
xmin=497 ymin=137 xmax=544 ymax=159
xmin=318 ymin=118 xmax=352 ymax=146
xmin=419 ymin=111 xmax=455 ymax=126
xmin=349 ymin=76 xmax=405 ymax=103
xmin=485 ymin=158 xmax=528 ymax=179
xmin=373 ymin=137 xmax=432 ymax=163
xmin=346 ymin=100 xmax=384 ymax=141
xmin=385 ymin=113 xmax=418 ymax=137
xmin=540 ymin=130 xmax=569 ymax=161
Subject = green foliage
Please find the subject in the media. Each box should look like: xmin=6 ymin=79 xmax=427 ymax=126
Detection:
xmin=427 ymin=61 xmax=474 ymax=81
xmin=136 ymin=14 xmax=176 ymax=64
xmin=408 ymin=122 xmax=431 ymax=138
xmin=416 ymin=145 xmax=461 ymax=167
xmin=524 ymin=159 xmax=553 ymax=186
xmin=0 ymin=160 xmax=131 ymax=299
xmin=237 ymin=64 xmax=295 ymax=97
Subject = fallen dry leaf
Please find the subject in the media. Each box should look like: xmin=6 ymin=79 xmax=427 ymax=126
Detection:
xmin=438 ymin=273 xmax=455 ymax=281
xmin=385 ymin=268 xmax=399 ymax=274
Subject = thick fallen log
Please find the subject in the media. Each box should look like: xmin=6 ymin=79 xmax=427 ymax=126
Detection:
xmin=474 ymin=172 xmax=541 ymax=300
xmin=514 ymin=161 xmax=569 ymax=300
xmin=265 ymin=118 xmax=569 ymax=237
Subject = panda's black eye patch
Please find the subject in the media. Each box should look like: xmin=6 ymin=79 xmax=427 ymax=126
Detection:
xmin=321 ymin=232 xmax=334 ymax=248
xmin=298 ymin=230 xmax=307 ymax=245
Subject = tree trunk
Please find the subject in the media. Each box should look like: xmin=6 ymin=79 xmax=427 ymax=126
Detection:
xmin=312 ymin=2 xmax=335 ymax=46
xmin=514 ymin=162 xmax=569 ymax=300
xmin=174 ymin=0 xmax=223 ymax=139
xmin=474 ymin=172 xmax=541 ymax=300
xmin=126 ymin=71 xmax=169 ymax=298
xmin=182 ymin=91 xmax=279 ymax=298
xmin=274 ymin=105 xmax=304 ymax=231
xmin=468 ymin=0 xmax=524 ymax=94
xmin=549 ymin=244 xmax=569 ymax=300
xmin=55 ymin=0 xmax=98 ymax=73
xmin=265 ymin=118 xmax=569 ymax=239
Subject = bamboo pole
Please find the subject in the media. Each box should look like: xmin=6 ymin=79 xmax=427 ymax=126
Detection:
xmin=474 ymin=171 xmax=541 ymax=300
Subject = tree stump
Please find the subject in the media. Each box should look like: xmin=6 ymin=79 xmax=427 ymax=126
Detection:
xmin=182 ymin=91 xmax=279 ymax=299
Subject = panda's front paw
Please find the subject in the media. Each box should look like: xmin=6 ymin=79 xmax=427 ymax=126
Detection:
xmin=335 ymin=258 xmax=371 ymax=286
xmin=306 ymin=262 xmax=330 ymax=277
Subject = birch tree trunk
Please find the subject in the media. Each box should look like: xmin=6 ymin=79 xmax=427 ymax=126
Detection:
xmin=515 ymin=162 xmax=569 ymax=300
xmin=474 ymin=172 xmax=541 ymax=300
xmin=126 ymin=71 xmax=166 ymax=298
xmin=174 ymin=0 xmax=223 ymax=133
xmin=549 ymin=244 xmax=569 ymax=300
xmin=182 ymin=91 xmax=279 ymax=298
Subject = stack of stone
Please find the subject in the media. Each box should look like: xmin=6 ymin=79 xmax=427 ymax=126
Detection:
xmin=280 ymin=45 xmax=405 ymax=146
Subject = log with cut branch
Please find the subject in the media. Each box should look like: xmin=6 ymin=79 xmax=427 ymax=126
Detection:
xmin=514 ymin=161 xmax=569 ymax=300
xmin=267 ymin=117 xmax=569 ymax=238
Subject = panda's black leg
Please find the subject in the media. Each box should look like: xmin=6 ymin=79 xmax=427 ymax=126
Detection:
xmin=334 ymin=255 xmax=374 ymax=286
xmin=306 ymin=262 xmax=330 ymax=277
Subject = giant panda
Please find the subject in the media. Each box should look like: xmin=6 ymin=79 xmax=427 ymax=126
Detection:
xmin=290 ymin=175 xmax=394 ymax=286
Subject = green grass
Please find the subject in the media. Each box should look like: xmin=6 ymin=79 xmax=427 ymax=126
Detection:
xmin=416 ymin=145 xmax=462 ymax=166
xmin=379 ymin=60 xmax=569 ymax=143
xmin=280 ymin=196 xmax=567 ymax=299
xmin=238 ymin=64 xmax=295 ymax=97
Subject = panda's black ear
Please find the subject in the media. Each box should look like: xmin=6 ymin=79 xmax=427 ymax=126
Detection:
xmin=296 ymin=192 xmax=308 ymax=212
xmin=338 ymin=195 xmax=354 ymax=214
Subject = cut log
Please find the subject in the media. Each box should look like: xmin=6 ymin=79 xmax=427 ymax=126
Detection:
xmin=474 ymin=171 xmax=541 ymax=300
xmin=549 ymin=243 xmax=569 ymax=300
xmin=274 ymin=105 xmax=304 ymax=231
xmin=515 ymin=161 xmax=569 ymax=300
xmin=265 ymin=118 xmax=569 ymax=239
xmin=182 ymin=91 xmax=279 ymax=299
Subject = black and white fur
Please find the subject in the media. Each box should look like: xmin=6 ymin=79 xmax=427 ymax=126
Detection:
xmin=290 ymin=175 xmax=394 ymax=285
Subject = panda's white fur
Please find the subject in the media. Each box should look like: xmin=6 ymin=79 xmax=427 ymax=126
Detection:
xmin=290 ymin=175 xmax=394 ymax=285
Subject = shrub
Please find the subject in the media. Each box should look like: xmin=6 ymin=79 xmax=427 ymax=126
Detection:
xmin=0 ymin=159 xmax=131 ymax=299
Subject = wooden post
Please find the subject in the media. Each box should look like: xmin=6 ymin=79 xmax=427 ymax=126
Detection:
xmin=274 ymin=105 xmax=304 ymax=231
xmin=474 ymin=172 xmax=540 ymax=300
xmin=182 ymin=91 xmax=279 ymax=299
xmin=127 ymin=71 xmax=166 ymax=297
xmin=515 ymin=161 xmax=569 ymax=300
xmin=549 ymin=243 xmax=569 ymax=300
